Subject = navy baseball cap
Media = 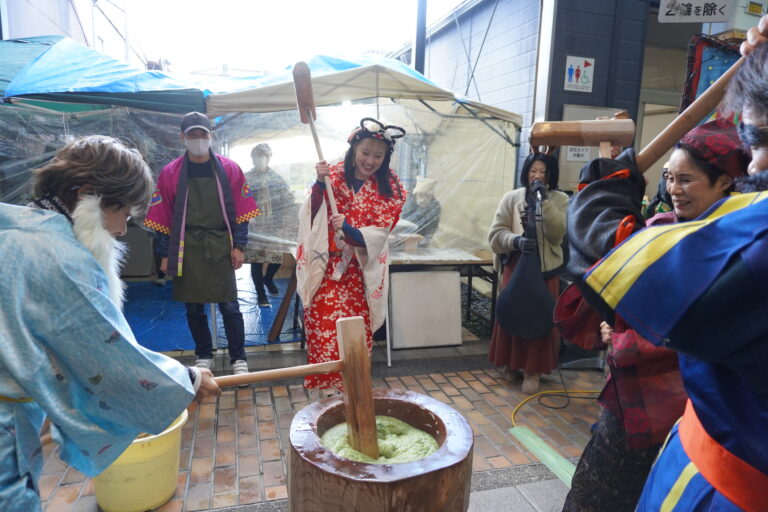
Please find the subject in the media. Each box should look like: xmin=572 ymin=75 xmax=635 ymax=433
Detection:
xmin=181 ymin=112 xmax=211 ymax=134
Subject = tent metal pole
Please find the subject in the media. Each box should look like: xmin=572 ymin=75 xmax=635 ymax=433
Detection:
xmin=457 ymin=103 xmax=518 ymax=148
xmin=376 ymin=67 xmax=380 ymax=119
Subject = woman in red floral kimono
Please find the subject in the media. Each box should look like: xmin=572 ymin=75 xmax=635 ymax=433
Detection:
xmin=298 ymin=118 xmax=407 ymax=390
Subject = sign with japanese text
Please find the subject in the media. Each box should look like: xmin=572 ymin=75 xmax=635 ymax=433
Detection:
xmin=565 ymin=146 xmax=591 ymax=162
xmin=563 ymin=56 xmax=594 ymax=93
xmin=658 ymin=1 xmax=733 ymax=23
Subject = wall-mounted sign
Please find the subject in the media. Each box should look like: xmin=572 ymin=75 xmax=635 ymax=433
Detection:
xmin=563 ymin=56 xmax=594 ymax=93
xmin=565 ymin=146 xmax=591 ymax=162
xmin=658 ymin=0 xmax=733 ymax=23
xmin=746 ymin=1 xmax=764 ymax=16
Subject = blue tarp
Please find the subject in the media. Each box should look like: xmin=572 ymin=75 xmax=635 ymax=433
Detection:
xmin=1 ymin=36 xmax=207 ymax=113
xmin=298 ymin=54 xmax=444 ymax=87
xmin=124 ymin=273 xmax=302 ymax=352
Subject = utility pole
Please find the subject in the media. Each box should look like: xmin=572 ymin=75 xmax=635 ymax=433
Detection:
xmin=91 ymin=0 xmax=96 ymax=50
xmin=413 ymin=0 xmax=427 ymax=73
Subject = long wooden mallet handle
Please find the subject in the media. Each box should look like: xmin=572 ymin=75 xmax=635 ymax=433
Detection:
xmin=292 ymin=61 xmax=344 ymax=239
xmin=635 ymin=56 xmax=745 ymax=172
xmin=215 ymin=360 xmax=344 ymax=388
xmin=38 ymin=360 xmax=349 ymax=448
xmin=38 ymin=360 xmax=345 ymax=448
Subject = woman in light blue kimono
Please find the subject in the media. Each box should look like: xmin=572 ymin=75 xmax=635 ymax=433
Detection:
xmin=0 ymin=135 xmax=220 ymax=511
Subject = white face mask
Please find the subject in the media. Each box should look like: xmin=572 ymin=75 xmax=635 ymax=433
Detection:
xmin=185 ymin=137 xmax=211 ymax=156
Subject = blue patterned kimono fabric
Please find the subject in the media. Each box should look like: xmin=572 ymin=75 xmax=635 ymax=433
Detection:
xmin=0 ymin=203 xmax=194 ymax=512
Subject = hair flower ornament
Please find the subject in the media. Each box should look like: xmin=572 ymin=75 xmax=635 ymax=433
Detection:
xmin=364 ymin=119 xmax=383 ymax=134
xmin=348 ymin=117 xmax=406 ymax=153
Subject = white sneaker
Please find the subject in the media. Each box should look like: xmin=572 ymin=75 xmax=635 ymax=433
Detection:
xmin=232 ymin=360 xmax=249 ymax=375
xmin=195 ymin=358 xmax=212 ymax=370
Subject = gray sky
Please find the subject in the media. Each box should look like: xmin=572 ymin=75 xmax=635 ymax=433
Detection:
xmin=129 ymin=0 xmax=463 ymax=76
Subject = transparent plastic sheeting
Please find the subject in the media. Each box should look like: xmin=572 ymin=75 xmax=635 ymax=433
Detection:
xmin=0 ymin=106 xmax=184 ymax=207
xmin=0 ymin=100 xmax=519 ymax=259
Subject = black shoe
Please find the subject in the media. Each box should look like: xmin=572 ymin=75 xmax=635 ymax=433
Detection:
xmin=265 ymin=279 xmax=279 ymax=295
xmin=257 ymin=292 xmax=271 ymax=307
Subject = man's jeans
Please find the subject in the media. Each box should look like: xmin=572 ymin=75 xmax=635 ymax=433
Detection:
xmin=185 ymin=301 xmax=246 ymax=363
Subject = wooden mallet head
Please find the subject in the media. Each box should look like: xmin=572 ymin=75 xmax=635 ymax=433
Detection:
xmin=529 ymin=118 xmax=635 ymax=150
xmin=293 ymin=61 xmax=317 ymax=124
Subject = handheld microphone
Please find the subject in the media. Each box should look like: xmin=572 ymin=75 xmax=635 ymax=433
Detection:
xmin=533 ymin=180 xmax=543 ymax=202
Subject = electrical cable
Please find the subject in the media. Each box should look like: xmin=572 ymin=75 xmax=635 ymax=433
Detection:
xmin=510 ymin=389 xmax=600 ymax=428
xmin=506 ymin=185 xmax=602 ymax=429
xmin=464 ymin=0 xmax=501 ymax=98
xmin=509 ymin=367 xmax=601 ymax=428
xmin=452 ymin=13 xmax=481 ymax=99
xmin=92 ymin=1 xmax=147 ymax=66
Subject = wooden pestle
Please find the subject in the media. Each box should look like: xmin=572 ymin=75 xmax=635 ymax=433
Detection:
xmin=336 ymin=316 xmax=379 ymax=459
xmin=216 ymin=316 xmax=379 ymax=459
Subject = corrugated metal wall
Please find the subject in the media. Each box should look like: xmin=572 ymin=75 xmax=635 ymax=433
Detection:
xmin=401 ymin=0 xmax=651 ymax=179
xmin=547 ymin=0 xmax=649 ymax=121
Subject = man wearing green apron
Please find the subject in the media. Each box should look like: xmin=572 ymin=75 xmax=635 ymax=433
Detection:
xmin=145 ymin=113 xmax=260 ymax=375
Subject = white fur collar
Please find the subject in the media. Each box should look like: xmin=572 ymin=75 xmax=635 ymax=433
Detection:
xmin=71 ymin=195 xmax=127 ymax=310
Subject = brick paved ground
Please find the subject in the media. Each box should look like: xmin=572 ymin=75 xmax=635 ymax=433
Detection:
xmin=39 ymin=365 xmax=603 ymax=511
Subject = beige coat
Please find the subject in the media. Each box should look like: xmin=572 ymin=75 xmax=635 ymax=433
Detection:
xmin=488 ymin=187 xmax=568 ymax=275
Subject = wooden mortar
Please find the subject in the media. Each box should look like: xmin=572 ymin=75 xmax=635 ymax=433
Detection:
xmin=288 ymin=388 xmax=474 ymax=512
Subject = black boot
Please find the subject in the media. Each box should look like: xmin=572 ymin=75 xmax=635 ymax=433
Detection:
xmin=264 ymin=263 xmax=281 ymax=295
xmin=251 ymin=263 xmax=271 ymax=307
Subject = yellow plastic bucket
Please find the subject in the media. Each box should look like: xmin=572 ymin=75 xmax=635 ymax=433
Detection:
xmin=94 ymin=409 xmax=188 ymax=512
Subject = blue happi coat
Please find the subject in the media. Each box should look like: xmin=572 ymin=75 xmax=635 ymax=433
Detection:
xmin=579 ymin=190 xmax=768 ymax=511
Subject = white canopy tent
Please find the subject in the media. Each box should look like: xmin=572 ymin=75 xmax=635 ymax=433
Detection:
xmin=207 ymin=56 xmax=521 ymax=124
xmin=206 ymin=56 xmax=523 ymax=260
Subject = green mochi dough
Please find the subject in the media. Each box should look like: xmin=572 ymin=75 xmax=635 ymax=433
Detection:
xmin=320 ymin=415 xmax=439 ymax=464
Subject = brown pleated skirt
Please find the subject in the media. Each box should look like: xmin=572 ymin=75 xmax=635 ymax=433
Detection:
xmin=488 ymin=254 xmax=560 ymax=374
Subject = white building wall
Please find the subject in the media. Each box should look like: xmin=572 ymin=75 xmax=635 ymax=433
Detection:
xmin=1 ymin=0 xmax=136 ymax=66
xmin=420 ymin=0 xmax=541 ymax=169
